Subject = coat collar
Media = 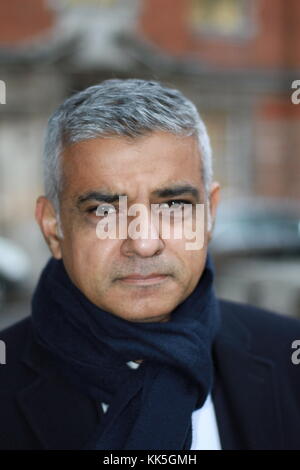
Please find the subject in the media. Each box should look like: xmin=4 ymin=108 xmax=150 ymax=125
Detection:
xmin=212 ymin=301 xmax=284 ymax=450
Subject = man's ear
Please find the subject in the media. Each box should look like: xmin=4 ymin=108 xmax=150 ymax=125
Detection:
xmin=35 ymin=196 xmax=62 ymax=259
xmin=207 ymin=182 xmax=221 ymax=243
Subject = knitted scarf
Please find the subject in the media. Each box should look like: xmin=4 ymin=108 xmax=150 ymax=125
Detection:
xmin=31 ymin=251 xmax=220 ymax=450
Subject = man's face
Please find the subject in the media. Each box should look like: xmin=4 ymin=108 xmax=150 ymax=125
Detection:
xmin=36 ymin=131 xmax=220 ymax=322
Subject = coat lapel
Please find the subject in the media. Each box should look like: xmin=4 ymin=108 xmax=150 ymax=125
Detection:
xmin=17 ymin=326 xmax=101 ymax=450
xmin=212 ymin=304 xmax=284 ymax=450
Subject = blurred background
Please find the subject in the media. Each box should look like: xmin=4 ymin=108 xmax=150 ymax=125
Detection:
xmin=0 ymin=0 xmax=299 ymax=329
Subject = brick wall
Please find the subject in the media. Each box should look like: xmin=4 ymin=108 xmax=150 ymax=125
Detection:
xmin=0 ymin=0 xmax=55 ymax=45
xmin=139 ymin=0 xmax=300 ymax=68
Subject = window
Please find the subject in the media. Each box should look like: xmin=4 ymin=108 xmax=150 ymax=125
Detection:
xmin=189 ymin=0 xmax=252 ymax=37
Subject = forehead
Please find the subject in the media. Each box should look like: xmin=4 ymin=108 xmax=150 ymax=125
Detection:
xmin=61 ymin=131 xmax=204 ymax=199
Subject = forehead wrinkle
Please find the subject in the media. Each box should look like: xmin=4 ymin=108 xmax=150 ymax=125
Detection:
xmin=63 ymin=134 xmax=204 ymax=205
xmin=75 ymin=178 xmax=204 ymax=209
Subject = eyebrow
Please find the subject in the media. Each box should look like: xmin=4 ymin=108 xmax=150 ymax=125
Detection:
xmin=76 ymin=183 xmax=201 ymax=207
xmin=152 ymin=184 xmax=201 ymax=201
xmin=76 ymin=191 xmax=126 ymax=206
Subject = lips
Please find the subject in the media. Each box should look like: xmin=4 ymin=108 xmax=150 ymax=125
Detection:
xmin=118 ymin=273 xmax=169 ymax=285
xmin=122 ymin=273 xmax=166 ymax=280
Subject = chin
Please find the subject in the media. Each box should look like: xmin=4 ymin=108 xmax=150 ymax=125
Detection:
xmin=123 ymin=313 xmax=171 ymax=323
xmin=111 ymin=303 xmax=173 ymax=323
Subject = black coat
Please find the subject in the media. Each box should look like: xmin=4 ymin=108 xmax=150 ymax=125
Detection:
xmin=0 ymin=298 xmax=300 ymax=450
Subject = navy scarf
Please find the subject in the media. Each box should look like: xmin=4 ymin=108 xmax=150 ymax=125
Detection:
xmin=31 ymin=251 xmax=220 ymax=450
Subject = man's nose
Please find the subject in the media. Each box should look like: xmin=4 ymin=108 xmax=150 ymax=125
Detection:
xmin=120 ymin=209 xmax=165 ymax=258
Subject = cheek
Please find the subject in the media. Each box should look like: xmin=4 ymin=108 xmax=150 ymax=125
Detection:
xmin=63 ymin=231 xmax=118 ymax=278
xmin=189 ymin=251 xmax=206 ymax=274
xmin=167 ymin=238 xmax=203 ymax=261
xmin=167 ymin=239 xmax=205 ymax=277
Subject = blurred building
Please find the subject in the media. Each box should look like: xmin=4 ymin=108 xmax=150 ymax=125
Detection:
xmin=0 ymin=0 xmax=299 ymax=319
xmin=139 ymin=0 xmax=300 ymax=201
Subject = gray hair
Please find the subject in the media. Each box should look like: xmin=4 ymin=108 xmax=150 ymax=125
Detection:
xmin=43 ymin=79 xmax=213 ymax=228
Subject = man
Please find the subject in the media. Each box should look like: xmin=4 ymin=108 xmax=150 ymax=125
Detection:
xmin=0 ymin=79 xmax=300 ymax=450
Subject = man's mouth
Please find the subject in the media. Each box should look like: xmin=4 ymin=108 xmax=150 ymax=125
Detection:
xmin=118 ymin=273 xmax=170 ymax=286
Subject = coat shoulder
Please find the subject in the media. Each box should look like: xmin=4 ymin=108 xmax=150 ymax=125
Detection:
xmin=0 ymin=316 xmax=32 ymax=360
xmin=217 ymin=297 xmax=300 ymax=360
xmin=218 ymin=297 xmax=300 ymax=334
xmin=0 ymin=316 xmax=34 ymax=386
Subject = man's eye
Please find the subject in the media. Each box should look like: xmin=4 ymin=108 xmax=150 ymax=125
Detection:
xmin=96 ymin=204 xmax=117 ymax=216
xmin=159 ymin=200 xmax=190 ymax=210
xmin=87 ymin=204 xmax=116 ymax=216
